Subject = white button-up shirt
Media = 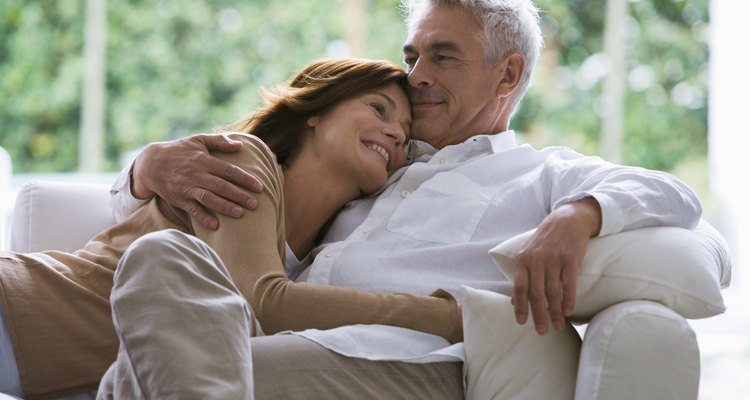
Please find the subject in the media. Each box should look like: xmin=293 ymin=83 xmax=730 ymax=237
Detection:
xmin=110 ymin=130 xmax=702 ymax=363
xmin=299 ymin=131 xmax=701 ymax=301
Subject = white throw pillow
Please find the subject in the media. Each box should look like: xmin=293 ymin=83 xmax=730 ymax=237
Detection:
xmin=488 ymin=221 xmax=731 ymax=322
xmin=461 ymin=286 xmax=581 ymax=400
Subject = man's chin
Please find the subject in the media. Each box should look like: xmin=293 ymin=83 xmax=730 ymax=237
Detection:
xmin=412 ymin=121 xmax=443 ymax=143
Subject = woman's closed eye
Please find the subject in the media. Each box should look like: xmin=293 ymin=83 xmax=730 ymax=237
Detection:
xmin=370 ymin=102 xmax=386 ymax=116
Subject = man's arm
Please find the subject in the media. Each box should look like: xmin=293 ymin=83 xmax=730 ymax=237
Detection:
xmin=511 ymin=154 xmax=703 ymax=335
xmin=110 ymin=133 xmax=263 ymax=230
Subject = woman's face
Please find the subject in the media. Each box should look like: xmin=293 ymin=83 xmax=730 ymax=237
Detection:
xmin=306 ymin=82 xmax=412 ymax=194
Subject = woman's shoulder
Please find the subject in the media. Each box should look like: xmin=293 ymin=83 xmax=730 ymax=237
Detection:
xmin=215 ymin=132 xmax=283 ymax=190
xmin=214 ymin=132 xmax=278 ymax=170
xmin=224 ymin=132 xmax=277 ymax=162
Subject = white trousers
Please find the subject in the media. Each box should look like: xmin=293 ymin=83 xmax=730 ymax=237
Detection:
xmin=97 ymin=229 xmax=257 ymax=400
xmin=97 ymin=229 xmax=463 ymax=400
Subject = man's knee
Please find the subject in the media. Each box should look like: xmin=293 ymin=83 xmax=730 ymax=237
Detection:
xmin=118 ymin=229 xmax=222 ymax=280
xmin=115 ymin=229 xmax=241 ymax=307
xmin=126 ymin=229 xmax=202 ymax=261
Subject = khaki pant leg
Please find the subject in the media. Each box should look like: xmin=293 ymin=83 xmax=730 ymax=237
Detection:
xmin=252 ymin=335 xmax=464 ymax=400
xmin=98 ymin=229 xmax=256 ymax=400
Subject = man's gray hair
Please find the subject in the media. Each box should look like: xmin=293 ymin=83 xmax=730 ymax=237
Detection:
xmin=401 ymin=0 xmax=544 ymax=112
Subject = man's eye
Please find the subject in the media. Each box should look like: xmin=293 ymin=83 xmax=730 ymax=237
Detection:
xmin=436 ymin=54 xmax=453 ymax=61
xmin=404 ymin=57 xmax=416 ymax=68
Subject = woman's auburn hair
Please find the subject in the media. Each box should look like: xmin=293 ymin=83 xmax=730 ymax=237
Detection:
xmin=221 ymin=58 xmax=408 ymax=166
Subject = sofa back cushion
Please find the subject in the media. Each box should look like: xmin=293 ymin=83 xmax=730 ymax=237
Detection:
xmin=10 ymin=181 xmax=115 ymax=253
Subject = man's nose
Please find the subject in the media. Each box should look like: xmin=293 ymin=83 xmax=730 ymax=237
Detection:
xmin=407 ymin=59 xmax=434 ymax=88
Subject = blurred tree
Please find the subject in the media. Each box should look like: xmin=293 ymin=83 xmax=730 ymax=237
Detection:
xmin=0 ymin=0 xmax=83 ymax=172
xmin=517 ymin=0 xmax=709 ymax=173
xmin=0 ymin=0 xmax=708 ymax=175
xmin=0 ymin=0 xmax=391 ymax=172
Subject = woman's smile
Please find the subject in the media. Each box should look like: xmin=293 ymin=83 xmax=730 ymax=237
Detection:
xmin=362 ymin=140 xmax=392 ymax=169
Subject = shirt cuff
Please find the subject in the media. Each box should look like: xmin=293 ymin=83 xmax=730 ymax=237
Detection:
xmin=552 ymin=192 xmax=624 ymax=237
xmin=586 ymin=192 xmax=624 ymax=236
xmin=109 ymin=160 xmax=148 ymax=223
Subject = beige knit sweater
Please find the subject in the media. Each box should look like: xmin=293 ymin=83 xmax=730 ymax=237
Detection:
xmin=0 ymin=134 xmax=461 ymax=399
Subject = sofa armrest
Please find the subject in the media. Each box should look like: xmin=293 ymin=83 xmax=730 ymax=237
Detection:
xmin=9 ymin=180 xmax=115 ymax=252
xmin=576 ymin=300 xmax=700 ymax=400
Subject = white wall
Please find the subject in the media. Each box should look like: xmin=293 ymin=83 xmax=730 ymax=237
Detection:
xmin=708 ymin=0 xmax=750 ymax=318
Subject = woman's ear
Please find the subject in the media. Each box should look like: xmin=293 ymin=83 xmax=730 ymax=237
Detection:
xmin=495 ymin=51 xmax=525 ymax=99
xmin=306 ymin=116 xmax=319 ymax=128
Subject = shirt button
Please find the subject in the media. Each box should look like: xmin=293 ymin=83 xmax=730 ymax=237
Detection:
xmin=361 ymin=228 xmax=370 ymax=235
xmin=401 ymin=190 xmax=410 ymax=198
xmin=439 ymin=158 xmax=447 ymax=164
xmin=324 ymin=252 xmax=334 ymax=258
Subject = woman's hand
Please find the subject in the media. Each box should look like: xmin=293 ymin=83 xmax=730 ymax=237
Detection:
xmin=132 ymin=133 xmax=264 ymax=230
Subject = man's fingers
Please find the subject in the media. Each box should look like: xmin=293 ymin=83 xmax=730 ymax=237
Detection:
xmin=179 ymin=199 xmax=219 ymax=231
xmin=513 ymin=270 xmax=529 ymax=325
xmin=200 ymin=133 xmax=244 ymax=153
xmin=562 ymin=268 xmax=578 ymax=317
xmin=196 ymin=152 xmax=263 ymax=196
xmin=545 ymin=270 xmax=565 ymax=331
xmin=222 ymin=163 xmax=263 ymax=193
xmin=198 ymin=173 xmax=259 ymax=211
xmin=189 ymin=187 xmax=246 ymax=219
xmin=528 ymin=284 xmax=549 ymax=335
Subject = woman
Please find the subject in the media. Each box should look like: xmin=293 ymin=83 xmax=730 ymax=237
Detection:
xmin=0 ymin=59 xmax=462 ymax=399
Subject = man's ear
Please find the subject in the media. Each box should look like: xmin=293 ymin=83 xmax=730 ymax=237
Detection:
xmin=495 ymin=51 xmax=525 ymax=99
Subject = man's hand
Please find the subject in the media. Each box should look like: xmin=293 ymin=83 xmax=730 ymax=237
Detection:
xmin=512 ymin=197 xmax=602 ymax=335
xmin=132 ymin=133 xmax=264 ymax=230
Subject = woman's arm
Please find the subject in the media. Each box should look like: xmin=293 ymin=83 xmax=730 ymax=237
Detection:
xmin=193 ymin=134 xmax=462 ymax=343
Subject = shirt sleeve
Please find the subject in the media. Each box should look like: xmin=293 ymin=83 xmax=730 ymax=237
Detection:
xmin=541 ymin=149 xmax=703 ymax=236
xmin=192 ymin=133 xmax=462 ymax=343
xmin=109 ymin=158 xmax=149 ymax=223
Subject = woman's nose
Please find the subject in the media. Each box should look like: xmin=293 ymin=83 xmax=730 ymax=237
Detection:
xmin=382 ymin=125 xmax=406 ymax=146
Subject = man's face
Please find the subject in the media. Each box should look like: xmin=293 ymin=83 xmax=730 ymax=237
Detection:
xmin=403 ymin=5 xmax=506 ymax=149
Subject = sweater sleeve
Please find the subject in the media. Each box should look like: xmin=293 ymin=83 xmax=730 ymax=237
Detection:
xmin=192 ymin=133 xmax=462 ymax=343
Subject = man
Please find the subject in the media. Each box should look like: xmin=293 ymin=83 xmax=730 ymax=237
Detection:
xmin=106 ymin=0 xmax=701 ymax=397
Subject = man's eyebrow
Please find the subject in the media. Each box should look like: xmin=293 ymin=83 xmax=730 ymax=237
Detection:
xmin=402 ymin=41 xmax=462 ymax=54
xmin=429 ymin=41 xmax=461 ymax=53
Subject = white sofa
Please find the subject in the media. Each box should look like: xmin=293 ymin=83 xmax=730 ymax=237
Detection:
xmin=0 ymin=146 xmax=12 ymax=250
xmin=6 ymin=180 xmax=732 ymax=399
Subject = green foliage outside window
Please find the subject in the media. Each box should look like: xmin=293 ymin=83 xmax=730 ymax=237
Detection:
xmin=0 ymin=0 xmax=708 ymax=181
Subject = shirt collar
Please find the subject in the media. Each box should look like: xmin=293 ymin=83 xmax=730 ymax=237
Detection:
xmin=472 ymin=130 xmax=518 ymax=153
xmin=369 ymin=130 xmax=519 ymax=197
xmin=413 ymin=130 xmax=518 ymax=156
